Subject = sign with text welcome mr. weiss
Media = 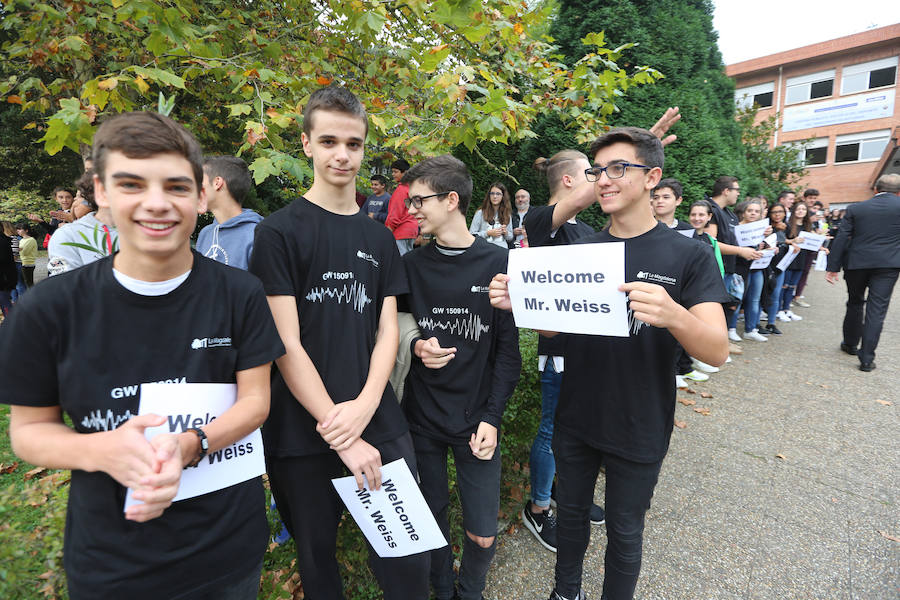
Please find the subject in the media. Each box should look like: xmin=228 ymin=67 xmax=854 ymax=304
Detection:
xmin=507 ymin=243 xmax=628 ymax=336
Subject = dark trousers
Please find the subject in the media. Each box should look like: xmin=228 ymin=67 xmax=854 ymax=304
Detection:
xmin=553 ymin=431 xmax=663 ymax=600
xmin=267 ymin=433 xmax=430 ymax=600
xmin=843 ymin=268 xmax=900 ymax=365
xmin=674 ymin=344 xmax=692 ymax=375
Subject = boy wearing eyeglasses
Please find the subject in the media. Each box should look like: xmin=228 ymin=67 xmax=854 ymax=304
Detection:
xmin=400 ymin=155 xmax=521 ymax=600
xmin=490 ymin=127 xmax=729 ymax=600
xmin=248 ymin=86 xmax=429 ymax=600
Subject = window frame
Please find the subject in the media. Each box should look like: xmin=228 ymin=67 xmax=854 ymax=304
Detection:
xmin=785 ymin=69 xmax=836 ymax=105
xmin=840 ymin=56 xmax=898 ymax=95
xmin=834 ymin=129 xmax=891 ymax=164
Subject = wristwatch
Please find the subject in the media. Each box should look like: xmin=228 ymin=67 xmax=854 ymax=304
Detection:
xmin=185 ymin=427 xmax=209 ymax=468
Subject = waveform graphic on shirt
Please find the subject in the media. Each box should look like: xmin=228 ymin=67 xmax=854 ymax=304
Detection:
xmin=305 ymin=280 xmax=373 ymax=313
xmin=418 ymin=314 xmax=490 ymax=342
xmin=627 ymin=308 xmax=648 ymax=336
xmin=81 ymin=409 xmax=135 ymax=432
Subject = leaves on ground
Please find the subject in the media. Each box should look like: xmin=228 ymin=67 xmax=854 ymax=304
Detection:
xmin=699 ymin=392 xmax=713 ymax=398
xmin=876 ymin=400 xmax=892 ymax=406
xmin=684 ymin=388 xmax=697 ymax=395
xmin=0 ymin=461 xmax=19 ymax=474
xmin=693 ymin=407 xmax=711 ymax=416
xmin=775 ymin=454 xmax=786 ymax=460
xmin=24 ymin=466 xmax=47 ymax=480
xmin=677 ymin=398 xmax=696 ymax=406
xmin=674 ymin=420 xmax=687 ymax=429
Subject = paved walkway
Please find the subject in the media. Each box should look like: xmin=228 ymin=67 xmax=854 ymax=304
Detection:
xmin=487 ymin=275 xmax=899 ymax=599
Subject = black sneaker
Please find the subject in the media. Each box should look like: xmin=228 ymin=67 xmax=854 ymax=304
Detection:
xmin=521 ymin=501 xmax=558 ymax=552
xmin=764 ymin=323 xmax=783 ymax=335
xmin=590 ymin=503 xmax=606 ymax=526
xmin=548 ymin=589 xmax=587 ymax=600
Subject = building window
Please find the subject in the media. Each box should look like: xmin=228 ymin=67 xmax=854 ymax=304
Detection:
xmin=841 ymin=56 xmax=898 ymax=95
xmin=834 ymin=129 xmax=891 ymax=163
xmin=785 ymin=69 xmax=835 ymax=104
xmin=802 ymin=138 xmax=828 ymax=166
xmin=735 ymin=82 xmax=774 ymax=109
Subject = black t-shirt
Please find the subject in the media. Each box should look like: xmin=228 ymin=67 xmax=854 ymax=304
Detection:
xmin=400 ymin=238 xmax=521 ymax=442
xmin=709 ymin=202 xmax=738 ymax=274
xmin=523 ymin=205 xmax=596 ymax=358
xmin=249 ymin=196 xmax=409 ymax=457
xmin=557 ymin=223 xmax=730 ymax=463
xmin=0 ymin=253 xmax=284 ymax=599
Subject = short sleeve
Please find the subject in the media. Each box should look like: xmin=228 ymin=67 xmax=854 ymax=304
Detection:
xmin=523 ymin=205 xmax=554 ymax=247
xmin=234 ymin=277 xmax=286 ymax=371
xmin=0 ymin=296 xmax=60 ymax=407
xmin=249 ymin=223 xmax=296 ymax=296
xmin=680 ymin=243 xmax=731 ymax=309
xmin=379 ymin=234 xmax=409 ymax=299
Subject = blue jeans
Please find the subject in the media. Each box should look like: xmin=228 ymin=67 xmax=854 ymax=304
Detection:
xmin=529 ymin=360 xmax=561 ymax=508
xmin=781 ymin=269 xmax=803 ymax=312
xmin=12 ymin=263 xmax=26 ymax=301
xmin=766 ymin=269 xmax=786 ymax=323
xmin=742 ymin=270 xmax=764 ymax=332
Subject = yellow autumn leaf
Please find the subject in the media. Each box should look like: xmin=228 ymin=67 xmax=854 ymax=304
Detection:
xmin=98 ymin=78 xmax=118 ymax=91
xmin=134 ymin=76 xmax=149 ymax=94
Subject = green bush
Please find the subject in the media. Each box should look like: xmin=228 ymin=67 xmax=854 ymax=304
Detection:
xmin=0 ymin=187 xmax=57 ymax=225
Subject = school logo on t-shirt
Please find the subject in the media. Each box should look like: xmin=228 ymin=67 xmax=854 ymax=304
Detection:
xmin=356 ymin=250 xmax=380 ymax=268
xmin=470 ymin=285 xmax=489 ymax=293
xmin=636 ymin=271 xmax=677 ymax=286
xmin=191 ymin=337 xmax=232 ymax=349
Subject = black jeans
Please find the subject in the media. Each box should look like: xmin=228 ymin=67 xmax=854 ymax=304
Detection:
xmin=267 ymin=433 xmax=430 ymax=600
xmin=843 ymin=268 xmax=900 ymax=364
xmin=412 ymin=431 xmax=501 ymax=600
xmin=553 ymin=430 xmax=663 ymax=600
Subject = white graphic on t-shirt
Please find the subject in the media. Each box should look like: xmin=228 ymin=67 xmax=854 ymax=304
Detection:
xmin=306 ymin=280 xmax=373 ymax=313
xmin=356 ymin=250 xmax=380 ymax=268
xmin=191 ymin=337 xmax=232 ymax=349
xmin=418 ymin=314 xmax=490 ymax=342
xmin=470 ymin=285 xmax=489 ymax=293
xmin=81 ymin=409 xmax=134 ymax=431
xmin=636 ymin=271 xmax=677 ymax=286
xmin=626 ymin=307 xmax=648 ymax=336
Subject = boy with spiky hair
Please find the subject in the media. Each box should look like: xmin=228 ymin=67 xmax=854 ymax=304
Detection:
xmin=491 ymin=127 xmax=729 ymax=600
xmin=0 ymin=111 xmax=284 ymax=599
xmin=196 ymin=155 xmax=262 ymax=270
xmin=400 ymin=155 xmax=521 ymax=600
xmin=249 ymin=86 xmax=429 ymax=600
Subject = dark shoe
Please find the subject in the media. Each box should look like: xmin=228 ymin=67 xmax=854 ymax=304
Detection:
xmin=840 ymin=343 xmax=858 ymax=355
xmin=590 ymin=503 xmax=606 ymax=526
xmin=859 ymin=362 xmax=876 ymax=372
xmin=522 ymin=501 xmax=558 ymax=552
xmin=764 ymin=323 xmax=783 ymax=335
xmin=548 ymin=590 xmax=587 ymax=600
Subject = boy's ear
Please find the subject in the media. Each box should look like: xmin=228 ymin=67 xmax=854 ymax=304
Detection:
xmin=301 ymin=132 xmax=312 ymax=158
xmin=93 ymin=174 xmax=109 ymax=209
xmin=197 ymin=185 xmax=208 ymax=215
xmin=644 ymin=167 xmax=663 ymax=190
xmin=446 ymin=191 xmax=460 ymax=212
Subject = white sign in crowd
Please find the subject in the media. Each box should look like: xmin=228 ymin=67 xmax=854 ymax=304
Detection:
xmin=506 ymin=243 xmax=629 ymax=336
xmin=125 ymin=383 xmax=266 ymax=510
xmin=734 ymin=218 xmax=770 ymax=247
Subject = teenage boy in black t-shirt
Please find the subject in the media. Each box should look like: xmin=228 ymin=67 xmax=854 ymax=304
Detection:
xmin=0 ymin=112 xmax=285 ymax=600
xmin=248 ymin=86 xmax=429 ymax=600
xmin=399 ymin=155 xmax=521 ymax=600
xmin=490 ymin=127 xmax=729 ymax=600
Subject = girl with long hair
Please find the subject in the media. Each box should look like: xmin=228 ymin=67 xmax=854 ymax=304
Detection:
xmin=469 ymin=182 xmax=513 ymax=248
xmin=778 ymin=202 xmax=812 ymax=321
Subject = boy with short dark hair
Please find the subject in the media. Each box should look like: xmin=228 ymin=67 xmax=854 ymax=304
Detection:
xmin=491 ymin=127 xmax=729 ymax=600
xmin=196 ymin=155 xmax=262 ymax=270
xmin=248 ymin=86 xmax=429 ymax=600
xmin=0 ymin=111 xmax=285 ymax=599
xmin=651 ymin=177 xmax=692 ymax=231
xmin=400 ymin=155 xmax=521 ymax=600
xmin=363 ymin=174 xmax=391 ymax=223
xmin=386 ymin=158 xmax=419 ymax=254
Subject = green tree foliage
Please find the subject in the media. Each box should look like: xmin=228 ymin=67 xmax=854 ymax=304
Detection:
xmin=551 ymin=0 xmax=743 ymax=215
xmin=736 ymin=105 xmax=808 ymax=200
xmin=1 ymin=0 xmax=661 ymax=191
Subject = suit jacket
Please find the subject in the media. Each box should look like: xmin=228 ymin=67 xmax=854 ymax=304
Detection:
xmin=827 ymin=192 xmax=900 ymax=271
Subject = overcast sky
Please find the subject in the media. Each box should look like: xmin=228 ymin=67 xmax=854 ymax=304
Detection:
xmin=712 ymin=1 xmax=900 ymax=65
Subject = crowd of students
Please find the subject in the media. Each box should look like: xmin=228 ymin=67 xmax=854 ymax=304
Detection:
xmin=0 ymin=86 xmax=838 ymax=600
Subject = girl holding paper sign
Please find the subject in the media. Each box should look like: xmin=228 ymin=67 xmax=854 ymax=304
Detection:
xmin=779 ymin=203 xmax=814 ymax=322
xmin=728 ymin=199 xmax=773 ymax=342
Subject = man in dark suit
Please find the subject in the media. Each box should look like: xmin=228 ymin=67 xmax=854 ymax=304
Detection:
xmin=826 ymin=174 xmax=900 ymax=371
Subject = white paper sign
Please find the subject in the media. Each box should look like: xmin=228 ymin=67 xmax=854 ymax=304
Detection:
xmin=776 ymin=247 xmax=801 ymax=271
xmin=124 ymin=383 xmax=266 ymax=510
xmin=763 ymin=233 xmax=778 ymax=248
xmin=814 ymin=249 xmax=828 ymax=271
xmin=734 ymin=218 xmax=769 ymax=247
xmin=750 ymin=249 xmax=776 ymax=270
xmin=332 ymin=459 xmax=447 ymax=558
xmin=796 ymin=232 xmax=826 ymax=251
xmin=506 ymin=243 xmax=628 ymax=336
xmin=676 ymin=228 xmax=695 ymax=238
